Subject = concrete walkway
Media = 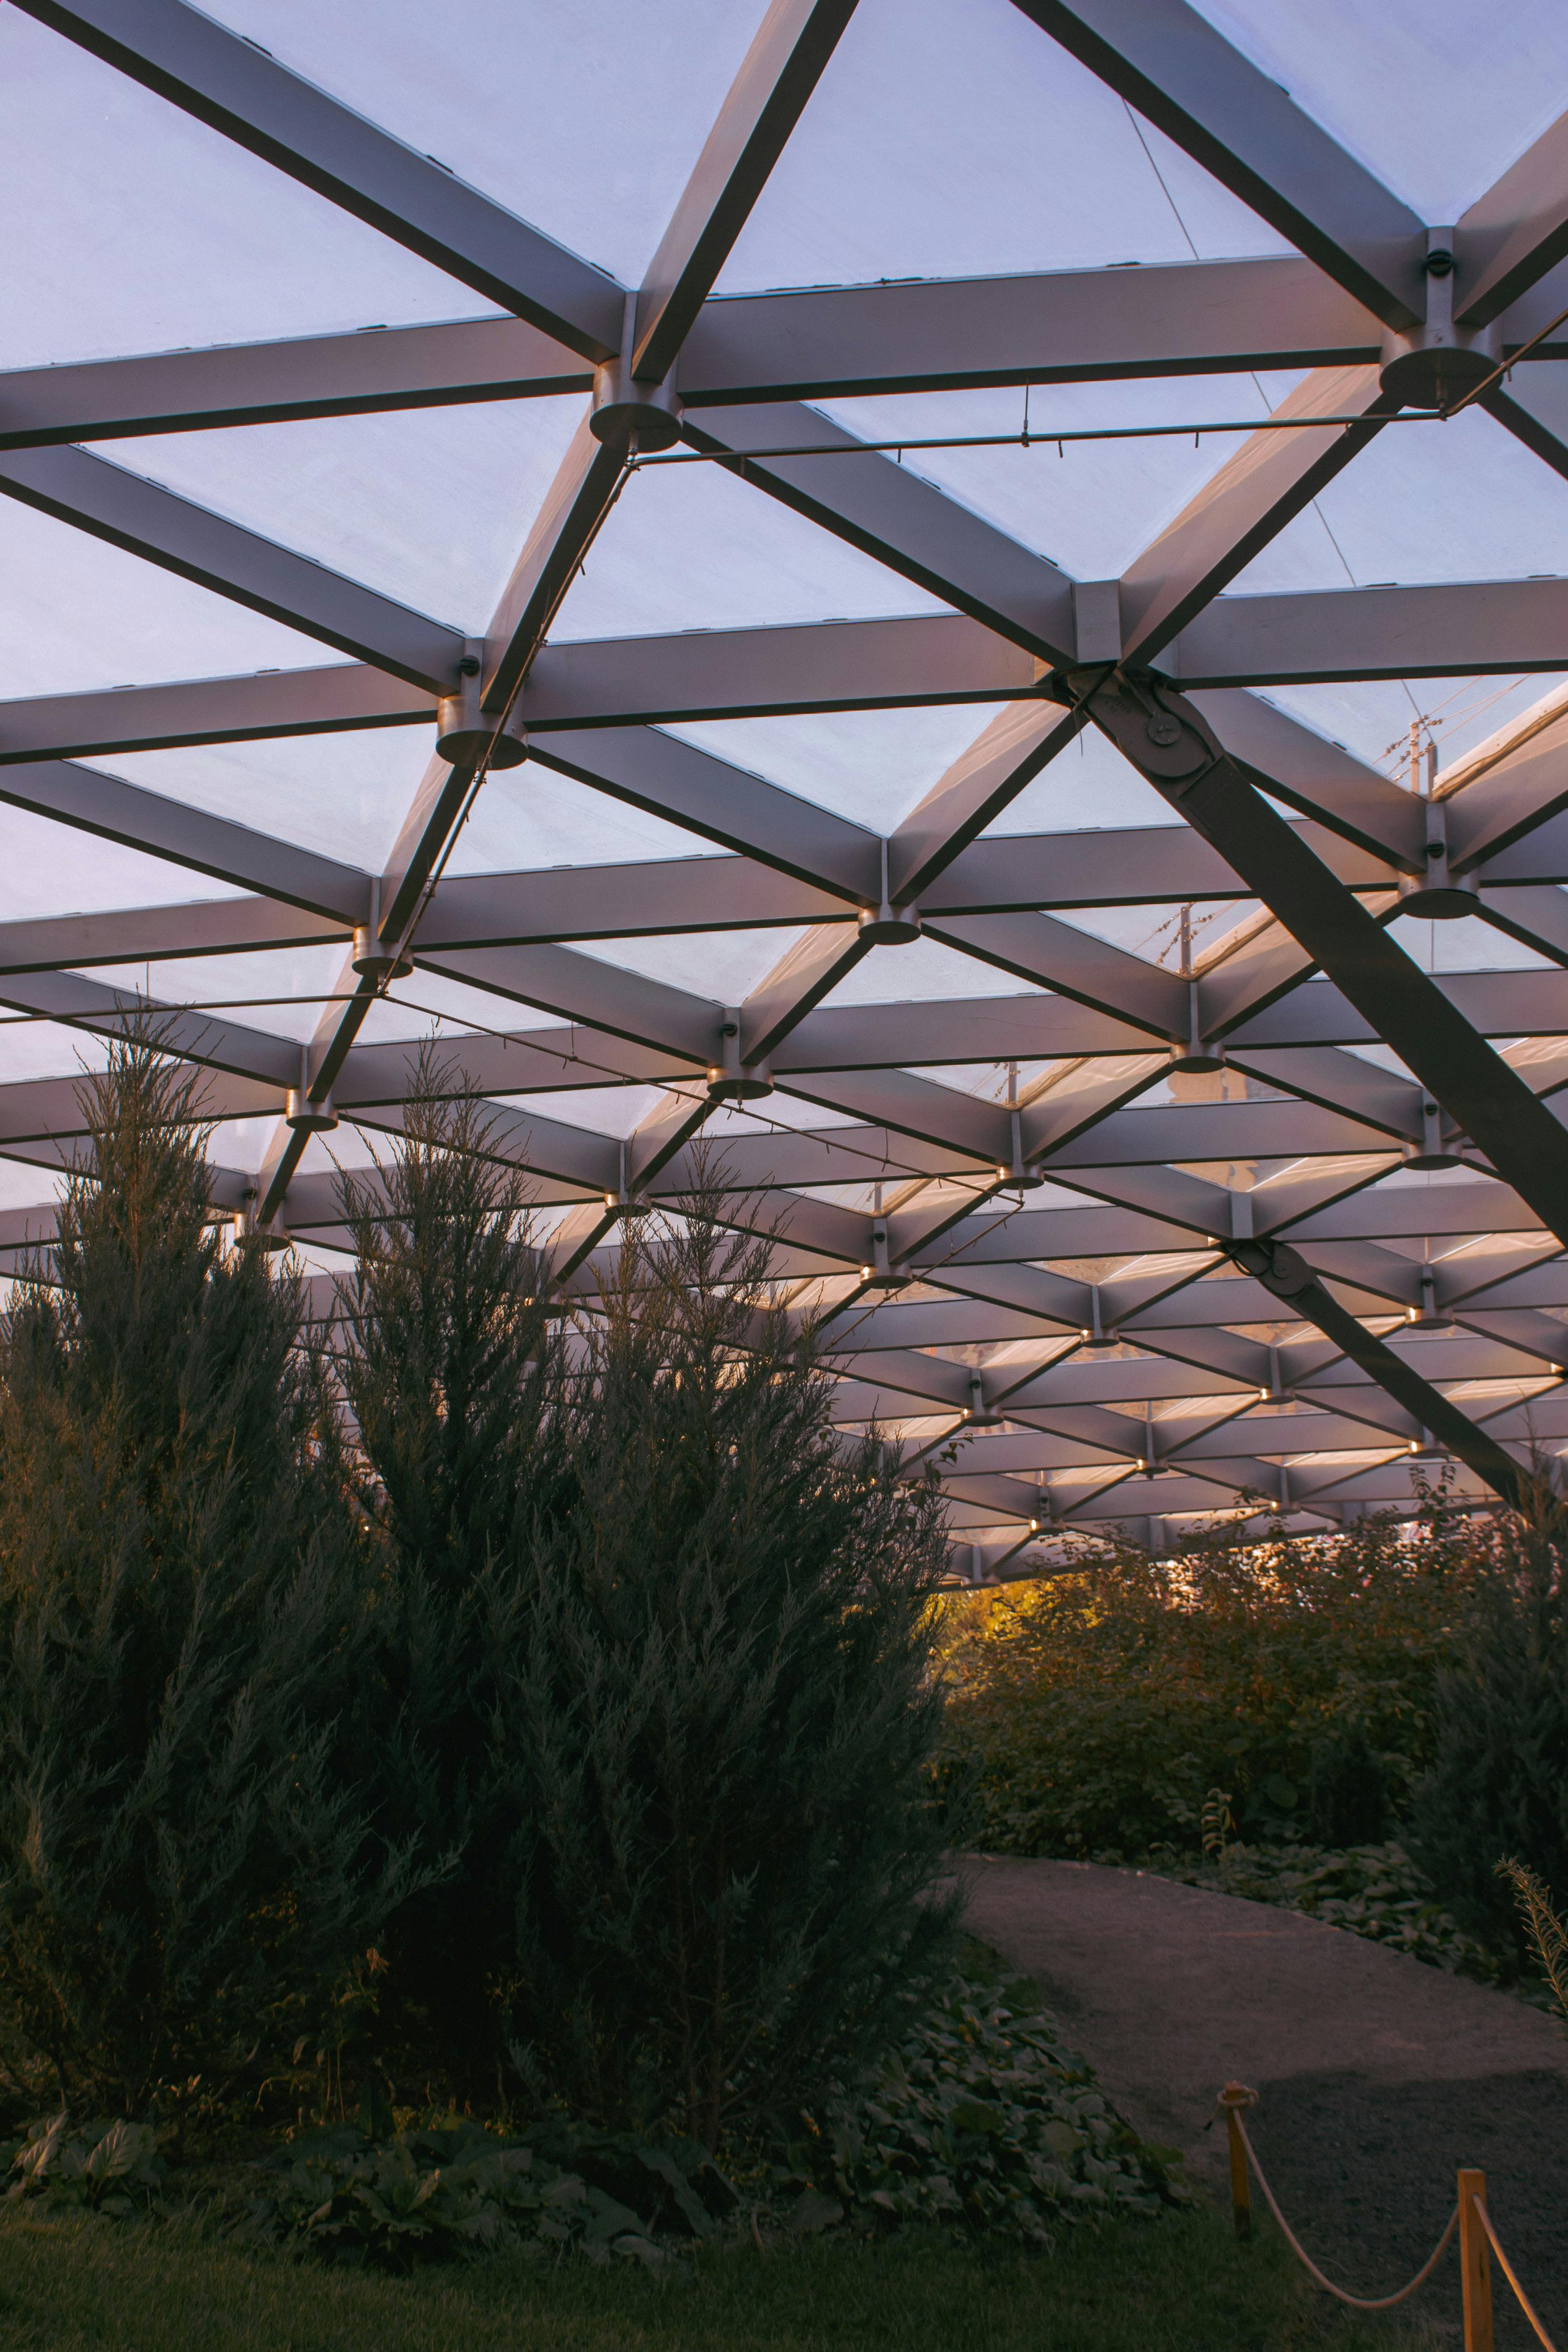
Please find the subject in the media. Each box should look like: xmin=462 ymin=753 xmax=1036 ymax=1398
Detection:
xmin=962 ymin=1855 xmax=1568 ymax=2343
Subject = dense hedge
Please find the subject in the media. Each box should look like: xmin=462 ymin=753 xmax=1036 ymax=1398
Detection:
xmin=935 ymin=1508 xmax=1490 ymax=1860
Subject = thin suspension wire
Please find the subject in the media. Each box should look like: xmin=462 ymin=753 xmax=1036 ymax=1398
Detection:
xmin=628 ymin=410 xmax=1446 ymax=471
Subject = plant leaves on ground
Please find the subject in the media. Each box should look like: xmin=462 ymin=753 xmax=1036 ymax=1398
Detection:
xmin=772 ymin=1964 xmax=1184 ymax=2250
xmin=243 ymin=2118 xmax=731 ymax=2271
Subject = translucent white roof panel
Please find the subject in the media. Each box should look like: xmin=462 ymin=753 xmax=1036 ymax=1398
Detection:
xmin=197 ymin=0 xmax=772 ymax=285
xmin=0 ymin=1020 xmax=114 ymax=1087
xmin=1236 ymin=410 xmax=1568 ymax=594
xmin=94 ymin=400 xmax=590 ymax=635
xmin=662 ymin=708 xmax=994 ymax=829
xmin=449 ymin=768 xmax=732 ymax=876
xmin=1189 ymin=0 xmax=1568 ymax=221
xmin=89 ymin=734 xmax=434 ymax=871
xmin=0 ymin=10 xmax=489 ymax=369
xmin=1262 ymin=679 xmax=1568 ymax=772
xmin=0 ymin=502 xmax=346 ymax=696
xmin=548 ymin=463 xmax=952 ymax=641
xmin=0 ymin=813 xmax=246 ymax=922
xmin=720 ymin=0 xmax=1289 ymax=289
xmin=356 ymin=976 xmax=571 ymax=1047
xmin=88 ymin=948 xmax=346 ymax=1044
xmin=817 ymin=374 xmax=1281 ymax=579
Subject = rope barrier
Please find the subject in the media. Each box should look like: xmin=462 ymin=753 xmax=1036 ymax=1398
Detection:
xmin=1474 ymin=2198 xmax=1561 ymax=2352
xmin=1212 ymin=2082 xmax=1561 ymax=2347
xmin=1213 ymin=2089 xmax=1458 ymax=2310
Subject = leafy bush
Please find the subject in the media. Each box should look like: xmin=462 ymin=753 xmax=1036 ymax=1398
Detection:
xmin=500 ymin=1193 xmax=959 ymax=2143
xmin=247 ymin=2118 xmax=727 ymax=2270
xmin=937 ymin=1503 xmax=1485 ymax=1862
xmin=1409 ymin=1486 xmax=1568 ymax=1959
xmin=242 ymin=1964 xmax=1179 ymax=2267
xmin=1148 ymin=1839 xmax=1510 ymax=1984
xmin=3 ymin=2114 xmax=164 ymax=2216
xmin=0 ymin=1035 xmax=411 ymax=2115
xmin=776 ymin=1964 xmax=1181 ymax=2249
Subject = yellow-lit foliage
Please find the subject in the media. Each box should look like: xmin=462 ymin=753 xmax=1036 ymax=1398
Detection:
xmin=934 ymin=1499 xmax=1491 ymax=1859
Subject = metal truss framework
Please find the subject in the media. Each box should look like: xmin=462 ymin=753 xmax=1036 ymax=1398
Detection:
xmin=8 ymin=0 xmax=1568 ymax=1578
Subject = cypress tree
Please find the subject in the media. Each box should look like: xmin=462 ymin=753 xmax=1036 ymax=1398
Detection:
xmin=333 ymin=1070 xmax=573 ymax=2081
xmin=502 ymin=1195 xmax=957 ymax=2146
xmin=0 ymin=1034 xmax=405 ymax=2116
xmin=1409 ymin=1481 xmax=1568 ymax=1956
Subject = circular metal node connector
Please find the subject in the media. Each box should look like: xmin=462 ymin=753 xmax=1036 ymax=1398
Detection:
xmin=857 ymin=904 xmax=922 ymax=945
xmin=705 ymin=1069 xmax=774 ymax=1101
xmin=434 ymin=696 xmax=527 ymax=770
xmin=285 ymin=1086 xmax=338 ymax=1133
xmin=351 ymin=925 xmax=413 ymax=981
xmin=589 ymin=358 xmax=683 ymax=453
xmin=1146 ymin=712 xmax=1182 ymax=746
xmin=434 ymin=723 xmax=528 ymax=768
xmin=1395 ymin=883 xmax=1478 ymax=920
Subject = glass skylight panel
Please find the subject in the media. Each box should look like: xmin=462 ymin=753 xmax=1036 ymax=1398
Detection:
xmin=0 ymin=1017 xmax=113 ymax=1087
xmin=718 ymin=0 xmax=1287 ymax=291
xmin=1233 ymin=410 xmax=1568 ymax=596
xmin=1384 ymin=914 xmax=1554 ymax=974
xmin=546 ymin=461 xmax=952 ymax=643
xmin=447 ymin=769 xmax=733 ymax=877
xmin=354 ymin=972 xmax=573 ymax=1048
xmin=85 ymin=946 xmax=346 ymax=1046
xmin=816 ymin=373 xmax=1276 ymax=581
xmin=564 ymin=929 xmax=808 ymax=1005
xmin=660 ymin=707 xmax=993 ymax=831
xmin=818 ymin=939 xmax=1048 ymax=1007
xmin=93 ymin=400 xmax=591 ymax=636
xmin=197 ymin=0 xmax=772 ymax=287
xmin=88 ymin=732 xmax=434 ymax=872
xmin=1188 ymin=0 xmax=1568 ymax=222
xmin=1259 ymin=678 xmax=1568 ymax=772
xmin=0 ymin=812 xmax=247 ymax=923
xmin=0 ymin=10 xmax=487 ymax=371
xmin=0 ymin=502 xmax=347 ymax=698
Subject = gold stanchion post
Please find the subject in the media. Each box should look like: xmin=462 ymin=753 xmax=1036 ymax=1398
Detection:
xmin=1459 ymin=2168 xmax=1493 ymax=2352
xmin=1222 ymin=2082 xmax=1252 ymax=2242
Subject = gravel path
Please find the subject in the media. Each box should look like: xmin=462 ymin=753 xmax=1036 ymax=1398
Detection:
xmin=961 ymin=1855 xmax=1568 ymax=2346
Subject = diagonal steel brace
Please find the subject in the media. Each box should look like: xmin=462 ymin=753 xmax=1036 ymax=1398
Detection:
xmin=1053 ymin=664 xmax=1568 ymax=1255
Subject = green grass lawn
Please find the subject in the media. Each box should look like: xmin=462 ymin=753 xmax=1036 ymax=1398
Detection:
xmin=0 ymin=2203 xmax=1441 ymax=2352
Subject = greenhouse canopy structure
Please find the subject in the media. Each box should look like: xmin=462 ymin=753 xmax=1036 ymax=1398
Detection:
xmin=5 ymin=0 xmax=1568 ymax=1578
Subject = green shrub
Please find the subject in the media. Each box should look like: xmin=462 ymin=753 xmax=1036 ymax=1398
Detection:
xmin=1409 ymin=1485 xmax=1568 ymax=1957
xmin=937 ymin=1503 xmax=1484 ymax=1861
xmin=3 ymin=2114 xmax=164 ymax=2216
xmin=0 ymin=1035 xmax=410 ymax=2116
xmin=500 ymin=1191 xmax=958 ymax=2144
xmin=778 ymin=1964 xmax=1180 ymax=2248
xmin=246 ymin=2118 xmax=719 ymax=2270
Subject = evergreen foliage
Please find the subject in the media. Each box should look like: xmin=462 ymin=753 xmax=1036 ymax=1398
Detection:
xmin=334 ymin=1068 xmax=574 ymax=2074
xmin=0 ymin=1035 xmax=405 ymax=2114
xmin=500 ymin=1198 xmax=957 ymax=2145
xmin=1409 ymin=1482 xmax=1568 ymax=1956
